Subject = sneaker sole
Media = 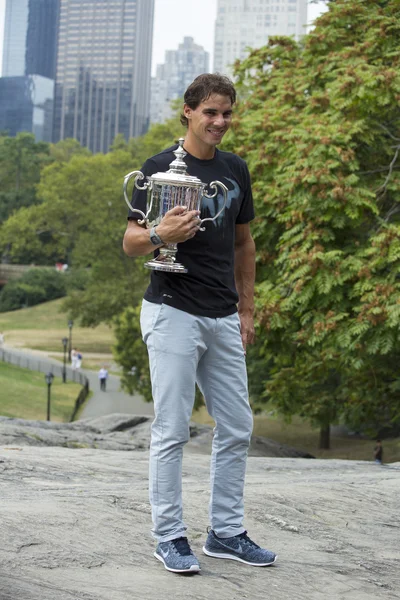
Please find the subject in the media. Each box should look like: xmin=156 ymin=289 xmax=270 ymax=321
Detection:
xmin=202 ymin=547 xmax=278 ymax=567
xmin=154 ymin=551 xmax=201 ymax=573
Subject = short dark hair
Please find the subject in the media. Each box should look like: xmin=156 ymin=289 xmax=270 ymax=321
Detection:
xmin=180 ymin=73 xmax=236 ymax=127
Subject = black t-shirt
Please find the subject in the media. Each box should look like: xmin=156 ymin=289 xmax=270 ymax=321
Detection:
xmin=128 ymin=144 xmax=255 ymax=318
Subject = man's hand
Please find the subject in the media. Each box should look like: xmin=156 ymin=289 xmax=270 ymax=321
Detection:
xmin=157 ymin=206 xmax=201 ymax=244
xmin=239 ymin=311 xmax=255 ymax=354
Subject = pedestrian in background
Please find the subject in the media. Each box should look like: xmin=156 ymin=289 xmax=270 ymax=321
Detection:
xmin=374 ymin=439 xmax=383 ymax=464
xmin=98 ymin=367 xmax=108 ymax=391
xmin=75 ymin=350 xmax=83 ymax=370
xmin=71 ymin=348 xmax=78 ymax=369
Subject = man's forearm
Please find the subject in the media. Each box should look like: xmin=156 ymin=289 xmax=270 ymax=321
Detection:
xmin=235 ymin=237 xmax=256 ymax=314
xmin=123 ymin=223 xmax=162 ymax=257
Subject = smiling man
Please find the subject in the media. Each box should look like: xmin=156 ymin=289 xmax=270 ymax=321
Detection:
xmin=123 ymin=73 xmax=277 ymax=574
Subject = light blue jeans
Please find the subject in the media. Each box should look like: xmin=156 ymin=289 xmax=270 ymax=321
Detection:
xmin=140 ymin=299 xmax=253 ymax=542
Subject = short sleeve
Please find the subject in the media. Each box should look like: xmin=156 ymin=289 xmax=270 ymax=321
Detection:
xmin=235 ymin=160 xmax=255 ymax=224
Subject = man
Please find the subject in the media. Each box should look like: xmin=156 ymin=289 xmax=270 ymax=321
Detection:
xmin=374 ymin=439 xmax=383 ymax=464
xmin=123 ymin=74 xmax=277 ymax=573
xmin=98 ymin=366 xmax=108 ymax=391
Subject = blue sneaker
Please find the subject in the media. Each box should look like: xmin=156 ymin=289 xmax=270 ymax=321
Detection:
xmin=154 ymin=537 xmax=200 ymax=573
xmin=203 ymin=530 xmax=277 ymax=566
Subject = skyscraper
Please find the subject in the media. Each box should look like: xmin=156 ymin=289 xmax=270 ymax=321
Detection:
xmin=214 ymin=0 xmax=308 ymax=76
xmin=0 ymin=0 xmax=59 ymax=141
xmin=25 ymin=0 xmax=60 ymax=79
xmin=2 ymin=0 xmax=60 ymax=77
xmin=53 ymin=0 xmax=154 ymax=153
xmin=2 ymin=0 xmax=29 ymax=76
xmin=150 ymin=37 xmax=209 ymax=125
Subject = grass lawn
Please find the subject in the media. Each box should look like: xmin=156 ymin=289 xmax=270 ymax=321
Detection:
xmin=0 ymin=298 xmax=114 ymax=353
xmin=192 ymin=407 xmax=400 ymax=463
xmin=0 ymin=361 xmax=82 ymax=422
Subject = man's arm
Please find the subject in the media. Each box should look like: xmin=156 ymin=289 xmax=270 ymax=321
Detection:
xmin=235 ymin=223 xmax=256 ymax=352
xmin=123 ymin=207 xmax=201 ymax=257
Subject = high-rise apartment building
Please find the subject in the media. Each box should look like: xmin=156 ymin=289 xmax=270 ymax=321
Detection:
xmin=0 ymin=0 xmax=59 ymax=141
xmin=150 ymin=37 xmax=209 ymax=125
xmin=214 ymin=0 xmax=308 ymax=75
xmin=53 ymin=0 xmax=154 ymax=153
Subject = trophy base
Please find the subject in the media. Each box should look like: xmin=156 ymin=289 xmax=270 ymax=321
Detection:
xmin=144 ymin=257 xmax=188 ymax=273
xmin=145 ymin=245 xmax=188 ymax=273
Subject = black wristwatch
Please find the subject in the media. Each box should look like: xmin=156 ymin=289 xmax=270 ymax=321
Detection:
xmin=149 ymin=226 xmax=164 ymax=246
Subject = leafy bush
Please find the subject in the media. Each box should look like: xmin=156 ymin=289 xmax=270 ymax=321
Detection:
xmin=64 ymin=268 xmax=90 ymax=292
xmin=0 ymin=268 xmax=67 ymax=312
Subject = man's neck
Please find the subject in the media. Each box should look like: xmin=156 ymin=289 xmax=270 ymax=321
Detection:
xmin=183 ymin=134 xmax=216 ymax=160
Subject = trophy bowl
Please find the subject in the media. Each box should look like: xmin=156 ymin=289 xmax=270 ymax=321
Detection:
xmin=123 ymin=138 xmax=228 ymax=273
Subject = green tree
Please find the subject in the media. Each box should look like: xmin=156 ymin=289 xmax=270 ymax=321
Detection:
xmin=128 ymin=103 xmax=186 ymax=166
xmin=224 ymin=0 xmax=400 ymax=446
xmin=0 ymin=133 xmax=51 ymax=225
xmin=0 ymin=268 xmax=66 ymax=312
xmin=0 ymin=137 xmax=91 ymax=264
xmin=0 ymin=147 xmax=148 ymax=320
xmin=49 ymin=138 xmax=91 ymax=163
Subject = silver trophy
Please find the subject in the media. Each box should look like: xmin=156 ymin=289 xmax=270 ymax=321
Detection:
xmin=123 ymin=138 xmax=228 ymax=273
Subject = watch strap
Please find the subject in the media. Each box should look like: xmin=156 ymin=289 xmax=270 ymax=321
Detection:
xmin=149 ymin=226 xmax=164 ymax=246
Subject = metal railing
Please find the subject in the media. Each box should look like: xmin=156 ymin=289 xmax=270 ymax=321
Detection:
xmin=0 ymin=348 xmax=88 ymax=386
xmin=0 ymin=347 xmax=90 ymax=421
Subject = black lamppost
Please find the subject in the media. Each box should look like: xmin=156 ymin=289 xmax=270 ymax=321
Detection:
xmin=45 ymin=372 xmax=54 ymax=421
xmin=68 ymin=319 xmax=73 ymax=362
xmin=62 ymin=337 xmax=68 ymax=383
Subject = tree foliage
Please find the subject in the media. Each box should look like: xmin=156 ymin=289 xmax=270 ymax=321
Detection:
xmin=0 ymin=133 xmax=51 ymax=226
xmin=224 ymin=0 xmax=400 ymax=439
xmin=0 ymin=268 xmax=66 ymax=312
xmin=0 ymin=111 xmax=184 ymax=332
xmin=127 ymin=103 xmax=186 ymax=166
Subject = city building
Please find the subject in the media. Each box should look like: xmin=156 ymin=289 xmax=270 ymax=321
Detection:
xmin=53 ymin=0 xmax=154 ymax=153
xmin=2 ymin=0 xmax=30 ymax=77
xmin=0 ymin=0 xmax=59 ymax=141
xmin=0 ymin=75 xmax=54 ymax=141
xmin=150 ymin=37 xmax=209 ymax=125
xmin=214 ymin=0 xmax=308 ymax=76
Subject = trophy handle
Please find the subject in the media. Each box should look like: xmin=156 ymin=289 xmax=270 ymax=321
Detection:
xmin=199 ymin=181 xmax=228 ymax=231
xmin=123 ymin=170 xmax=152 ymax=224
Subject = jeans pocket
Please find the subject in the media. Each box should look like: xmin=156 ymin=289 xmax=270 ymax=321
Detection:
xmin=140 ymin=300 xmax=164 ymax=344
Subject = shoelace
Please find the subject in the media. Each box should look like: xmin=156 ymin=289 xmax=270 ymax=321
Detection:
xmin=237 ymin=531 xmax=260 ymax=549
xmin=172 ymin=536 xmax=192 ymax=556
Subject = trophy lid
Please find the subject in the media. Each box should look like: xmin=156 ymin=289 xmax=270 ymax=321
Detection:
xmin=149 ymin=138 xmax=204 ymax=187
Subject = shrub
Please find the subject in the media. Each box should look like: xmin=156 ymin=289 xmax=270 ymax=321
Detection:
xmin=0 ymin=268 xmax=67 ymax=311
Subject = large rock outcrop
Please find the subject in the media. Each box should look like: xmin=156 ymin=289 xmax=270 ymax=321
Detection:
xmin=0 ymin=414 xmax=314 ymax=457
xmin=0 ymin=415 xmax=399 ymax=599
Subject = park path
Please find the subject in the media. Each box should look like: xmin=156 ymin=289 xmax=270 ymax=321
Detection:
xmin=79 ymin=368 xmax=154 ymax=418
xmin=1 ymin=345 xmax=154 ymax=419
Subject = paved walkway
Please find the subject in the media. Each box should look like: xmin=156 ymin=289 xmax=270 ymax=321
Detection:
xmin=80 ymin=370 xmax=153 ymax=418
xmin=1 ymin=345 xmax=154 ymax=419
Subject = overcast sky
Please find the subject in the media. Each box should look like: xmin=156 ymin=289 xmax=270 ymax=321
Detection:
xmin=0 ymin=0 xmax=327 ymax=77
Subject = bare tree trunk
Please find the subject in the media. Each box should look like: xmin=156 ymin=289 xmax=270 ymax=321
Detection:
xmin=319 ymin=424 xmax=330 ymax=449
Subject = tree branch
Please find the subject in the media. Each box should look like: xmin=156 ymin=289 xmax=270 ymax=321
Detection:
xmin=377 ymin=123 xmax=400 ymax=142
xmin=375 ymin=145 xmax=400 ymax=198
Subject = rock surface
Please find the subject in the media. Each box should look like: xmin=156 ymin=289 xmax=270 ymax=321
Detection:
xmin=0 ymin=418 xmax=399 ymax=600
xmin=0 ymin=414 xmax=314 ymax=458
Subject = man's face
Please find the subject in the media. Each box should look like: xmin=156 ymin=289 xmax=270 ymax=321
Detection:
xmin=183 ymin=94 xmax=233 ymax=148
